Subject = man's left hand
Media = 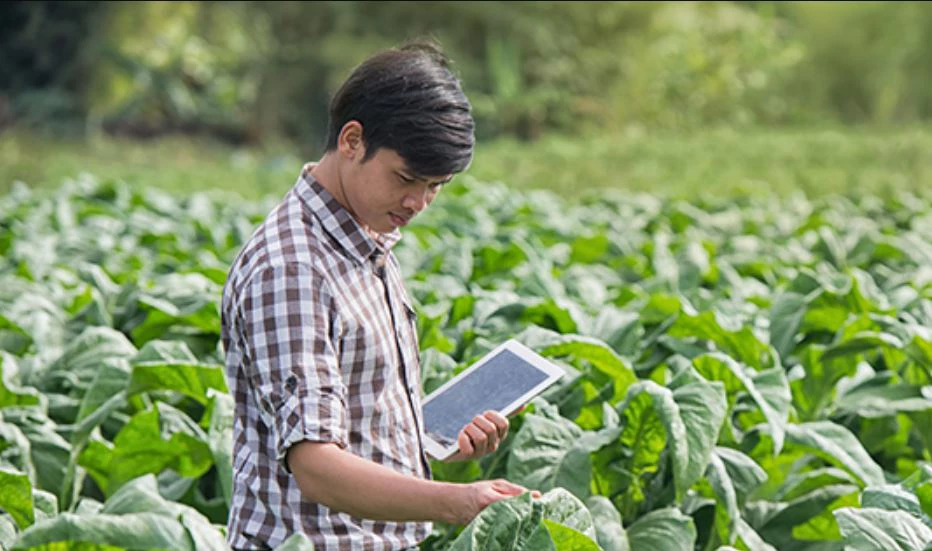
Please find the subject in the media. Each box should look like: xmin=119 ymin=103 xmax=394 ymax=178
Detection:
xmin=446 ymin=410 xmax=510 ymax=462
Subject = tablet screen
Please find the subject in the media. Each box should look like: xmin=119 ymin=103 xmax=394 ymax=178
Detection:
xmin=423 ymin=348 xmax=550 ymax=446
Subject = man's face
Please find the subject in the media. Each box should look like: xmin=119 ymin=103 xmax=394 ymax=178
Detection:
xmin=341 ymin=147 xmax=452 ymax=234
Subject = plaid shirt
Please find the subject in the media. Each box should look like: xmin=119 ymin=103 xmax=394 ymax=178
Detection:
xmin=221 ymin=163 xmax=431 ymax=550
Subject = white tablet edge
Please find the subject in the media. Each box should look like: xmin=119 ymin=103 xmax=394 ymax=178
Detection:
xmin=421 ymin=339 xmax=565 ymax=461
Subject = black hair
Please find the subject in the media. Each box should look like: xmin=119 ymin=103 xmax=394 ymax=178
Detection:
xmin=325 ymin=38 xmax=475 ymax=178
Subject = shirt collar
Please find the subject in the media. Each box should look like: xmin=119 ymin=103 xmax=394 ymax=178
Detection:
xmin=294 ymin=163 xmax=402 ymax=267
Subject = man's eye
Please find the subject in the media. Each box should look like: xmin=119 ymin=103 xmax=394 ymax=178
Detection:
xmin=429 ymin=182 xmax=445 ymax=191
xmin=399 ymin=174 xmax=415 ymax=184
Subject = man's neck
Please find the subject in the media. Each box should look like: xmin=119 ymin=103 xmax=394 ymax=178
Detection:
xmin=309 ymin=154 xmax=380 ymax=241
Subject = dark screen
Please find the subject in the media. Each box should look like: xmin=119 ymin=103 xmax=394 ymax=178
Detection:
xmin=423 ymin=349 xmax=550 ymax=446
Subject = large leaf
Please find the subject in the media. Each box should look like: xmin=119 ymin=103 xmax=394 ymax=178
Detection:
xmin=769 ymin=292 xmax=808 ymax=362
xmin=784 ymin=422 xmax=885 ymax=488
xmin=78 ymin=405 xmax=213 ymax=497
xmin=543 ymin=519 xmax=601 ymax=551
xmin=833 ymin=375 xmax=932 ymax=418
xmin=39 ymin=327 xmax=137 ymax=396
xmin=835 ymin=507 xmax=932 ymax=551
xmin=667 ymin=310 xmax=774 ymax=370
xmin=449 ymin=492 xmax=553 ymax=551
xmin=0 ymin=315 xmax=33 ymax=356
xmin=449 ymin=489 xmax=600 ymax=551
xmin=0 ymin=354 xmax=40 ymax=409
xmin=506 ymin=413 xmax=592 ymax=500
xmin=586 ymin=496 xmax=629 ymax=551
xmin=670 ymin=374 xmax=728 ymax=500
xmin=626 ymin=507 xmax=697 ymax=551
xmin=74 ymin=358 xmax=130 ymax=424
xmin=539 ymin=334 xmax=637 ymax=397
xmin=0 ymin=467 xmax=33 ymax=529
xmin=599 ymin=381 xmax=687 ymax=509
xmin=201 ymin=389 xmax=234 ymax=508
xmin=713 ymin=447 xmax=767 ymax=504
xmin=127 ymin=361 xmax=228 ymax=405
xmin=538 ymin=488 xmax=597 ymax=541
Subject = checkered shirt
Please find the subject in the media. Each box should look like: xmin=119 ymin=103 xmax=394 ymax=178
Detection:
xmin=220 ymin=163 xmax=432 ymax=550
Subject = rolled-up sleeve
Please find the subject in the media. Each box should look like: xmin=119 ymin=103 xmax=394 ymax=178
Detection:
xmin=236 ymin=262 xmax=347 ymax=471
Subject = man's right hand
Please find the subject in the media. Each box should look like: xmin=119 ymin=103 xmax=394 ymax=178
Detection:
xmin=448 ymin=479 xmax=541 ymax=525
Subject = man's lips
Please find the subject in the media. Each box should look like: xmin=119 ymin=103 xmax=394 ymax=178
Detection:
xmin=390 ymin=213 xmax=411 ymax=226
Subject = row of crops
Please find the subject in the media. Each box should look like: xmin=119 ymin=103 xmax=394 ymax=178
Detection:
xmin=0 ymin=175 xmax=931 ymax=549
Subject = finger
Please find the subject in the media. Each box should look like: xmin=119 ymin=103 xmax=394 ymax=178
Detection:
xmin=464 ymin=424 xmax=488 ymax=454
xmin=458 ymin=427 xmax=475 ymax=457
xmin=473 ymin=414 xmax=500 ymax=442
xmin=483 ymin=410 xmax=509 ymax=437
xmin=492 ymin=479 xmax=531 ymax=496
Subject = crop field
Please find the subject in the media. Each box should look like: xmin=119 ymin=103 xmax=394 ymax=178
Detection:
xmin=1 ymin=174 xmax=931 ymax=550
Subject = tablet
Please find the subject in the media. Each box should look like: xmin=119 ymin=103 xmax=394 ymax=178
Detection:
xmin=421 ymin=339 xmax=565 ymax=461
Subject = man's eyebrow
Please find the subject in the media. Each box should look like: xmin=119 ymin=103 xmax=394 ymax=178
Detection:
xmin=400 ymin=169 xmax=453 ymax=185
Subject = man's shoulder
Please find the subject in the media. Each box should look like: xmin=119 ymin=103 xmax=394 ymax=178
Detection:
xmin=224 ymin=191 xmax=332 ymax=299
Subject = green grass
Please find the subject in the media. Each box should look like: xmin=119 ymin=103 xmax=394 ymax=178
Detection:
xmin=2 ymin=125 xmax=931 ymax=202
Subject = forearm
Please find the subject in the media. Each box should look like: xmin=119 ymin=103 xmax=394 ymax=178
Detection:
xmin=287 ymin=442 xmax=465 ymax=524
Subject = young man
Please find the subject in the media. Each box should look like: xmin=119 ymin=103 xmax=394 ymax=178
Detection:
xmin=220 ymin=40 xmax=535 ymax=550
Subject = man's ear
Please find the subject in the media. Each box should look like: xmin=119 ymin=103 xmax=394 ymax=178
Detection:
xmin=338 ymin=121 xmax=365 ymax=160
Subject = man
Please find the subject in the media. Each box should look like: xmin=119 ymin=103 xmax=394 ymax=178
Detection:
xmin=220 ymin=40 xmax=535 ymax=550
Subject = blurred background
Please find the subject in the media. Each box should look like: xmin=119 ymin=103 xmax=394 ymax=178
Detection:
xmin=1 ymin=0 xmax=931 ymax=200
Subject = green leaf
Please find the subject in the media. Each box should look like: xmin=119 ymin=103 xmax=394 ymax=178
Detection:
xmin=671 ymin=376 xmax=728 ymax=500
xmin=604 ymin=381 xmax=686 ymax=508
xmin=78 ymin=405 xmax=213 ymax=497
xmin=132 ymin=339 xmax=199 ymax=364
xmin=0 ymin=354 xmax=39 ymax=409
xmin=834 ymin=376 xmax=932 ymax=418
xmin=275 ymin=533 xmax=316 ymax=551
xmin=75 ymin=358 xmax=130 ymax=424
xmin=127 ymin=361 xmax=228 ymax=405
xmin=861 ymin=485 xmax=924 ymax=518
xmin=759 ymin=484 xmax=859 ymax=546
xmin=543 ymin=519 xmax=601 ymax=551
xmin=769 ymin=292 xmax=807 ymax=361
xmin=449 ymin=492 xmax=554 ymax=551
xmin=784 ymin=422 xmax=885 ymax=488
xmin=538 ymin=488 xmax=597 ymax=541
xmin=0 ymin=516 xmax=17 ymax=550
xmin=202 ymin=389 xmax=233 ymax=508
xmin=778 ymin=468 xmax=858 ymax=501
xmin=714 ymin=447 xmax=767 ymax=503
xmin=540 ymin=336 xmax=637 ymax=397
xmin=0 ymin=315 xmax=33 ymax=356
xmin=626 ymin=507 xmax=697 ymax=551
xmin=12 ymin=512 xmax=195 ymax=550
xmin=0 ymin=467 xmax=33 ymax=529
xmin=3 ymin=409 xmax=71 ymax=499
xmin=41 ymin=327 xmax=137 ymax=396
xmin=705 ymin=451 xmax=739 ymax=545
xmin=507 ymin=414 xmax=592 ymax=501
xmin=821 ymin=331 xmax=904 ymax=363
xmin=667 ymin=310 xmax=774 ymax=370
xmin=735 ymin=518 xmax=777 ymax=551
xmin=0 ymin=420 xmax=35 ymax=482
xmin=835 ymin=507 xmax=932 ymax=551
xmin=586 ymin=496 xmax=629 ymax=551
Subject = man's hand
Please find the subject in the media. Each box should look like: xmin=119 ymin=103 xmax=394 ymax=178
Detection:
xmin=447 ymin=479 xmax=541 ymax=525
xmin=446 ymin=409 xmax=520 ymax=462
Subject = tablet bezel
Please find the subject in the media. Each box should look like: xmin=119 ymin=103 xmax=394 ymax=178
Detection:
xmin=421 ymin=339 xmax=565 ymax=462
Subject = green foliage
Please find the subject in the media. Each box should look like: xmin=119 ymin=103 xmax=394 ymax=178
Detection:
xmin=5 ymin=1 xmax=932 ymax=144
xmin=1 ymin=174 xmax=931 ymax=549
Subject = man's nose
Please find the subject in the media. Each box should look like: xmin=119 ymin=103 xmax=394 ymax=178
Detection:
xmin=402 ymin=189 xmax=429 ymax=212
